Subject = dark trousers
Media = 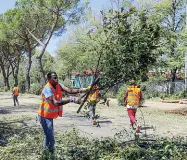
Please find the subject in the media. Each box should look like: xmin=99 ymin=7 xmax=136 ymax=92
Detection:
xmin=38 ymin=115 xmax=55 ymax=152
xmin=89 ymin=102 xmax=96 ymax=120
xmin=13 ymin=96 xmax=19 ymax=106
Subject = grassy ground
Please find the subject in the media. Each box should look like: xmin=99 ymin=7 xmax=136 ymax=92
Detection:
xmin=1 ymin=92 xmax=187 ymax=159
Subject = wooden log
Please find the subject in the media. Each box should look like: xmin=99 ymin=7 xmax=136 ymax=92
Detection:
xmin=179 ymin=101 xmax=187 ymax=104
xmin=161 ymin=100 xmax=180 ymax=103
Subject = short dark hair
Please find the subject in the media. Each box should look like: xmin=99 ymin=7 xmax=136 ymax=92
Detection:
xmin=130 ymin=80 xmax=136 ymax=85
xmin=46 ymin=72 xmax=57 ymax=80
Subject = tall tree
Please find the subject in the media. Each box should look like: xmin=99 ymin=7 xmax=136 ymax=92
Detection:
xmin=3 ymin=8 xmax=40 ymax=92
xmin=0 ymin=50 xmax=11 ymax=90
xmin=96 ymin=6 xmax=161 ymax=89
xmin=15 ymin=0 xmax=87 ymax=83
xmin=154 ymin=0 xmax=185 ymax=93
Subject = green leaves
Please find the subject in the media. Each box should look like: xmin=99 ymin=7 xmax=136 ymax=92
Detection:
xmin=98 ymin=6 xmax=161 ymax=88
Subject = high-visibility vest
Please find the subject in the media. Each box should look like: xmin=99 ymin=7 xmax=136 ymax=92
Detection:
xmin=126 ymin=85 xmax=140 ymax=105
xmin=88 ymin=85 xmax=99 ymax=102
xmin=38 ymin=82 xmax=63 ymax=119
xmin=13 ymin=87 xmax=19 ymax=96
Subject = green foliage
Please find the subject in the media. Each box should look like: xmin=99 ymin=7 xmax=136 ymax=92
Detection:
xmin=160 ymin=90 xmax=186 ymax=100
xmin=57 ymin=5 xmax=161 ymax=94
xmin=18 ymin=71 xmax=26 ymax=93
xmin=1 ymin=127 xmax=187 ymax=160
xmin=30 ymin=83 xmax=41 ymax=95
xmin=60 ymin=79 xmax=73 ymax=88
xmin=116 ymin=83 xmax=128 ymax=106
xmin=105 ymin=91 xmax=116 ymax=99
xmin=30 ymin=52 xmax=55 ymax=85
xmin=98 ymin=6 xmax=161 ymax=89
xmin=153 ymin=0 xmax=186 ymax=83
xmin=0 ymin=86 xmax=9 ymax=92
xmin=56 ymin=26 xmax=100 ymax=77
xmin=0 ymin=128 xmax=43 ymax=160
xmin=140 ymin=81 xmax=160 ymax=100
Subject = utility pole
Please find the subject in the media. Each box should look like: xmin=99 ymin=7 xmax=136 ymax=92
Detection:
xmin=185 ymin=0 xmax=187 ymax=94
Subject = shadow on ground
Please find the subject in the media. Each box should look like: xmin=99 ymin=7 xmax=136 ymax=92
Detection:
xmin=165 ymin=109 xmax=187 ymax=116
xmin=0 ymin=118 xmax=37 ymax=146
xmin=97 ymin=120 xmax=112 ymax=124
xmin=141 ymin=126 xmax=154 ymax=130
xmin=0 ymin=109 xmax=11 ymax=114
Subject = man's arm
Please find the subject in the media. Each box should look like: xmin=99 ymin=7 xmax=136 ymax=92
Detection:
xmin=42 ymin=86 xmax=82 ymax=106
xmin=124 ymin=90 xmax=128 ymax=106
xmin=48 ymin=96 xmax=82 ymax=106
xmin=61 ymin=86 xmax=88 ymax=94
xmin=139 ymin=91 xmax=143 ymax=102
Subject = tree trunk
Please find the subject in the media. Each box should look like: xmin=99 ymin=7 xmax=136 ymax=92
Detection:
xmin=10 ymin=56 xmax=20 ymax=86
xmin=26 ymin=51 xmax=32 ymax=92
xmin=13 ymin=57 xmax=20 ymax=86
xmin=14 ymin=74 xmax=19 ymax=86
xmin=36 ymin=56 xmax=45 ymax=83
xmin=170 ymin=68 xmax=177 ymax=94
xmin=0 ymin=59 xmax=10 ymax=90
xmin=25 ymin=40 xmax=33 ymax=93
xmin=4 ymin=77 xmax=10 ymax=91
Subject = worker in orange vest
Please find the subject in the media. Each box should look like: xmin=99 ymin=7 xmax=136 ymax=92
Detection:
xmin=124 ymin=80 xmax=142 ymax=133
xmin=88 ymin=84 xmax=100 ymax=125
xmin=38 ymin=72 xmax=88 ymax=153
xmin=12 ymin=85 xmax=19 ymax=106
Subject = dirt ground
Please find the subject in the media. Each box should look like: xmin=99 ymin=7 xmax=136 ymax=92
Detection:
xmin=1 ymin=92 xmax=187 ymax=140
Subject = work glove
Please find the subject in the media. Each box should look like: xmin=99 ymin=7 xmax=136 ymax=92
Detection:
xmin=69 ymin=96 xmax=83 ymax=104
xmin=80 ymin=87 xmax=91 ymax=93
xmin=82 ymin=87 xmax=89 ymax=92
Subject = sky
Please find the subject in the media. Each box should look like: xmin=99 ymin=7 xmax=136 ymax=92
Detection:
xmin=0 ymin=0 xmax=110 ymax=56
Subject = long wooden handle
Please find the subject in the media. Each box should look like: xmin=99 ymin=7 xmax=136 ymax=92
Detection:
xmin=77 ymin=77 xmax=99 ymax=113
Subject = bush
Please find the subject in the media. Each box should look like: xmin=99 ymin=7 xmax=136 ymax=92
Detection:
xmin=159 ymin=91 xmax=186 ymax=100
xmin=1 ymin=127 xmax=187 ymax=160
xmin=18 ymin=80 xmax=26 ymax=93
xmin=141 ymin=82 xmax=160 ymax=99
xmin=105 ymin=91 xmax=115 ymax=98
xmin=0 ymin=86 xmax=9 ymax=92
xmin=116 ymin=83 xmax=128 ymax=106
xmin=30 ymin=83 xmax=41 ymax=95
xmin=60 ymin=78 xmax=73 ymax=88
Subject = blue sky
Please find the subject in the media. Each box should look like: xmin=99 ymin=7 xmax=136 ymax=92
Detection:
xmin=0 ymin=0 xmax=15 ymax=13
xmin=0 ymin=0 xmax=110 ymax=56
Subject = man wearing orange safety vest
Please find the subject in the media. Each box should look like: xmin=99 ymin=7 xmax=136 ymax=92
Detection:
xmin=88 ymin=84 xmax=100 ymax=125
xmin=124 ymin=80 xmax=142 ymax=133
xmin=38 ymin=72 xmax=88 ymax=153
xmin=12 ymin=85 xmax=19 ymax=106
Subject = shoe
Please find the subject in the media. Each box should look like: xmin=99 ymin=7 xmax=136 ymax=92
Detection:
xmin=136 ymin=126 xmax=141 ymax=133
xmin=92 ymin=120 xmax=97 ymax=125
xmin=130 ymin=124 xmax=136 ymax=130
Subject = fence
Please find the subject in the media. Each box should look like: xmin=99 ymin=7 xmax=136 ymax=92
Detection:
xmin=144 ymin=80 xmax=184 ymax=95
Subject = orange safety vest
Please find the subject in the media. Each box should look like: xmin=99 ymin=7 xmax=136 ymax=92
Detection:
xmin=13 ymin=87 xmax=19 ymax=96
xmin=126 ymin=85 xmax=140 ymax=105
xmin=38 ymin=82 xmax=63 ymax=119
xmin=88 ymin=85 xmax=99 ymax=102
